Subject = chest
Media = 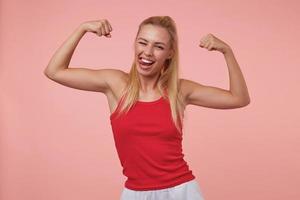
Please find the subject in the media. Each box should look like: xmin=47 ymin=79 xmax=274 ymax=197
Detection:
xmin=110 ymin=101 xmax=181 ymax=142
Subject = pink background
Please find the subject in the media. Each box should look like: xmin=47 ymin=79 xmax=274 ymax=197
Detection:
xmin=1 ymin=0 xmax=299 ymax=199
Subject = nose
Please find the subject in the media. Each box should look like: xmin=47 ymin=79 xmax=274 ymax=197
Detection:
xmin=144 ymin=45 xmax=154 ymax=56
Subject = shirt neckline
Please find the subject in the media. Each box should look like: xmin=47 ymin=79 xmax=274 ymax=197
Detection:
xmin=110 ymin=96 xmax=165 ymax=120
xmin=136 ymin=96 xmax=164 ymax=105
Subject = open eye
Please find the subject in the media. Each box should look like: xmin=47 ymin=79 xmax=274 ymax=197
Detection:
xmin=156 ymin=46 xmax=164 ymax=50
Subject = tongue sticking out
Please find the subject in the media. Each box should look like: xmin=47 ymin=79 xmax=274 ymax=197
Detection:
xmin=140 ymin=59 xmax=155 ymax=67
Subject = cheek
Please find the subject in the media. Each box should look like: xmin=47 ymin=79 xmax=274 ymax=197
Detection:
xmin=135 ymin=45 xmax=142 ymax=53
xmin=156 ymin=53 xmax=169 ymax=62
xmin=135 ymin=48 xmax=140 ymax=55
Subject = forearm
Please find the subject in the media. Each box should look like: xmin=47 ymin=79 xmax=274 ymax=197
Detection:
xmin=223 ymin=48 xmax=251 ymax=105
xmin=44 ymin=24 xmax=87 ymax=77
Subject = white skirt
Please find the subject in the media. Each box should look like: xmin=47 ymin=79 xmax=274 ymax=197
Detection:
xmin=120 ymin=179 xmax=205 ymax=200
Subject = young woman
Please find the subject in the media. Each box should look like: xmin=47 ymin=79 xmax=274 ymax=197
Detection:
xmin=44 ymin=16 xmax=250 ymax=200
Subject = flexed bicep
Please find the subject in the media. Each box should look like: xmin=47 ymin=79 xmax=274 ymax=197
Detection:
xmin=180 ymin=78 xmax=245 ymax=109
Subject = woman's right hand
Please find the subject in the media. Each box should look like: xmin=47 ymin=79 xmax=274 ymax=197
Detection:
xmin=81 ymin=19 xmax=113 ymax=38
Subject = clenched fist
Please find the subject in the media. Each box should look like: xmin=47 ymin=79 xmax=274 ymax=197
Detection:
xmin=81 ymin=19 xmax=113 ymax=38
xmin=199 ymin=33 xmax=231 ymax=54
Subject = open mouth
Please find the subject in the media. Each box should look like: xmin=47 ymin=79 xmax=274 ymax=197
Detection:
xmin=139 ymin=57 xmax=156 ymax=70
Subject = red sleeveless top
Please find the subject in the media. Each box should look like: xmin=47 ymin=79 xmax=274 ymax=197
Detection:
xmin=110 ymin=93 xmax=195 ymax=191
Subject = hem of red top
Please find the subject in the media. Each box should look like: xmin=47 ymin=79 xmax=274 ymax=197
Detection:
xmin=124 ymin=175 xmax=196 ymax=191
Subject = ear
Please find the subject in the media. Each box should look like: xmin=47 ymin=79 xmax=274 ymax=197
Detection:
xmin=167 ymin=49 xmax=174 ymax=59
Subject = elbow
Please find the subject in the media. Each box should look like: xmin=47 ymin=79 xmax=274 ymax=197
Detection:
xmin=44 ymin=65 xmax=66 ymax=79
xmin=245 ymin=95 xmax=251 ymax=105
xmin=44 ymin=70 xmax=51 ymax=79
xmin=243 ymin=100 xmax=251 ymax=107
xmin=43 ymin=68 xmax=56 ymax=79
xmin=43 ymin=67 xmax=50 ymax=76
xmin=239 ymin=98 xmax=251 ymax=107
xmin=232 ymin=93 xmax=251 ymax=108
xmin=43 ymin=69 xmax=48 ymax=76
xmin=44 ymin=71 xmax=56 ymax=81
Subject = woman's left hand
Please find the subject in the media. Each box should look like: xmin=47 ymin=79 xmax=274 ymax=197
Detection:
xmin=199 ymin=33 xmax=231 ymax=54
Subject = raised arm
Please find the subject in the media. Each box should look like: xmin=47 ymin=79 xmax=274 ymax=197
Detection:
xmin=43 ymin=19 xmax=123 ymax=94
xmin=181 ymin=33 xmax=250 ymax=109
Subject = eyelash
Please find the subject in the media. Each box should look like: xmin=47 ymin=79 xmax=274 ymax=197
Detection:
xmin=138 ymin=42 xmax=164 ymax=50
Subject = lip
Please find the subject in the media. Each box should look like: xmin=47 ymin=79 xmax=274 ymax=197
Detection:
xmin=137 ymin=56 xmax=156 ymax=71
xmin=139 ymin=56 xmax=155 ymax=62
xmin=138 ymin=59 xmax=155 ymax=70
xmin=138 ymin=61 xmax=153 ymax=70
xmin=139 ymin=64 xmax=152 ymax=70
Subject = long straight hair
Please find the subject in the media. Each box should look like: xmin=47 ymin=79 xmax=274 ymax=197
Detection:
xmin=114 ymin=16 xmax=185 ymax=134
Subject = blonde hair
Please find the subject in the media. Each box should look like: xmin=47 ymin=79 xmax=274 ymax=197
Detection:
xmin=115 ymin=16 xmax=185 ymax=134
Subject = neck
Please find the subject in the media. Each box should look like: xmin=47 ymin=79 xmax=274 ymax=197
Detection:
xmin=139 ymin=73 xmax=161 ymax=93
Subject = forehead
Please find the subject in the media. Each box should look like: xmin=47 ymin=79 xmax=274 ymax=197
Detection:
xmin=137 ymin=24 xmax=170 ymax=44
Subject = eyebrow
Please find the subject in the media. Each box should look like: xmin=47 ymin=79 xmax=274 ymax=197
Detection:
xmin=137 ymin=37 xmax=166 ymax=46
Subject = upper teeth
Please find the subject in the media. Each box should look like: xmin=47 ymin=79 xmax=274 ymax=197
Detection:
xmin=141 ymin=58 xmax=154 ymax=63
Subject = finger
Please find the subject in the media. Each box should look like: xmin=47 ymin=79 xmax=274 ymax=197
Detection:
xmin=203 ymin=37 xmax=210 ymax=43
xmin=96 ymin=29 xmax=102 ymax=37
xmin=208 ymin=43 xmax=214 ymax=51
xmin=105 ymin=33 xmax=111 ymax=37
xmin=201 ymin=35 xmax=209 ymax=42
xmin=199 ymin=38 xmax=206 ymax=46
xmin=108 ymin=22 xmax=113 ymax=32
xmin=100 ymin=25 xmax=106 ymax=36
xmin=103 ymin=22 xmax=110 ymax=35
xmin=103 ymin=25 xmax=111 ymax=37
xmin=199 ymin=37 xmax=206 ymax=44
xmin=204 ymin=41 xmax=210 ymax=49
xmin=200 ymin=37 xmax=209 ymax=46
xmin=199 ymin=41 xmax=205 ymax=47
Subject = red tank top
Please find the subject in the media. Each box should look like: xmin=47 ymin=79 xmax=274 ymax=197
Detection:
xmin=110 ymin=93 xmax=195 ymax=191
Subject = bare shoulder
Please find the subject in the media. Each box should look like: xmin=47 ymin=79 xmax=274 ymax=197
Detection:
xmin=179 ymin=78 xmax=205 ymax=106
xmin=104 ymin=69 xmax=129 ymax=95
xmin=179 ymin=77 xmax=197 ymax=91
xmin=179 ymin=78 xmax=191 ymax=107
xmin=104 ymin=69 xmax=128 ymax=85
xmin=104 ymin=69 xmax=129 ymax=114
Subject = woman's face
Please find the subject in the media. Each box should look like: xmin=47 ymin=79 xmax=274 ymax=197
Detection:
xmin=135 ymin=24 xmax=173 ymax=77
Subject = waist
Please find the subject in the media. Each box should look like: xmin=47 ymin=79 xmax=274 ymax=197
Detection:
xmin=124 ymin=168 xmax=196 ymax=191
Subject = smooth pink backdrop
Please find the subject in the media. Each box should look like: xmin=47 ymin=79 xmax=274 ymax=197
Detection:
xmin=1 ymin=0 xmax=299 ymax=200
